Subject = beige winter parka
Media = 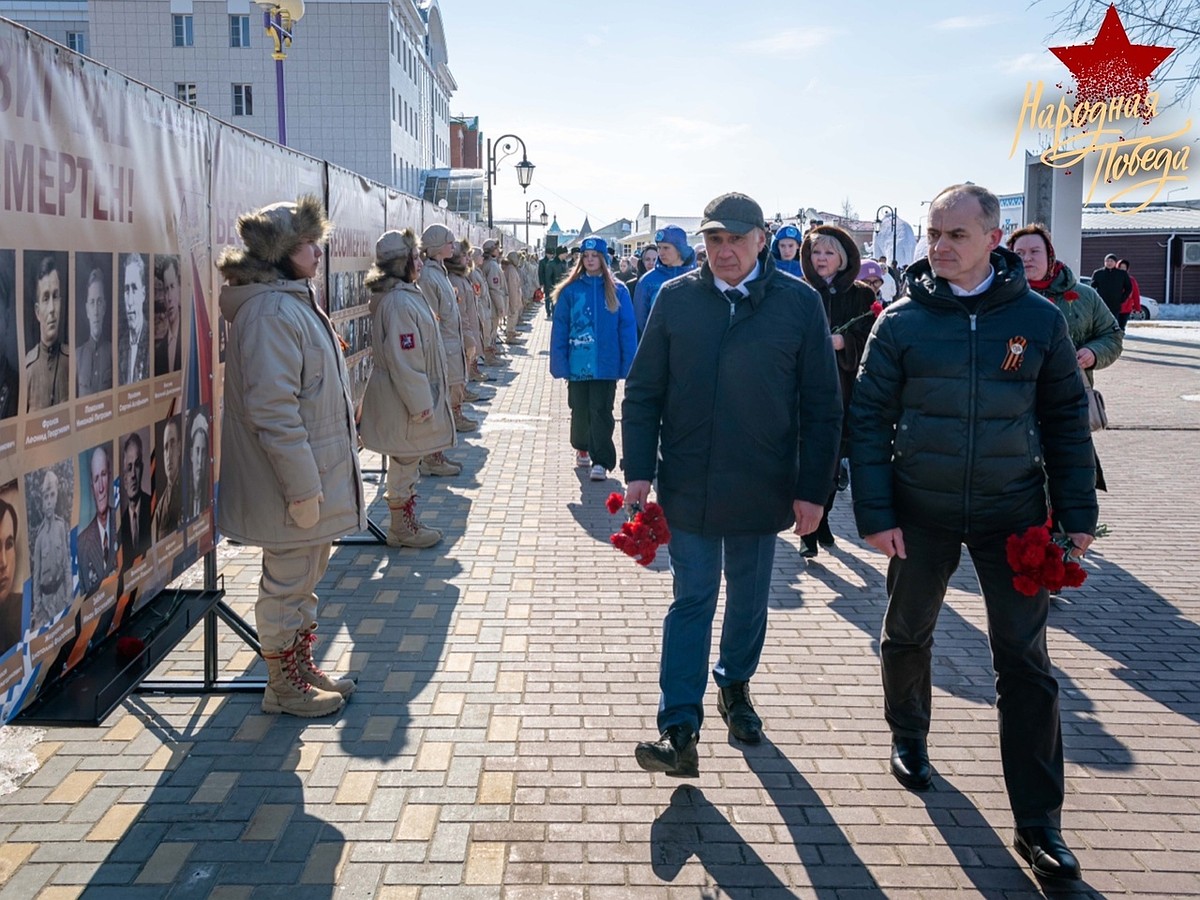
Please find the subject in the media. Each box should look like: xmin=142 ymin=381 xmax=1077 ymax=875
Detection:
xmin=446 ymin=262 xmax=482 ymax=362
xmin=418 ymin=260 xmax=467 ymax=386
xmin=218 ymin=278 xmax=366 ymax=549
xmin=358 ymin=279 xmax=455 ymax=458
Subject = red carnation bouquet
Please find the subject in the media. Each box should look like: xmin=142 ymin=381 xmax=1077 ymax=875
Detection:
xmin=606 ymin=492 xmax=671 ymax=566
xmin=1005 ymin=524 xmax=1088 ymax=596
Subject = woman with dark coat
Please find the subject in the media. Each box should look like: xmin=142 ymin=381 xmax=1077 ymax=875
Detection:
xmin=799 ymin=224 xmax=877 ymax=558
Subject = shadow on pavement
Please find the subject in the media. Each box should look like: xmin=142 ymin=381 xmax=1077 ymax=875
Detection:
xmin=648 ymin=744 xmax=884 ymax=896
xmin=650 ymin=784 xmax=798 ymax=898
xmin=85 ymin=697 xmax=347 ymax=898
xmin=81 ymin=443 xmax=473 ymax=894
xmin=778 ymin=523 xmax=1136 ymax=771
xmin=916 ymin=776 xmax=1102 ymax=897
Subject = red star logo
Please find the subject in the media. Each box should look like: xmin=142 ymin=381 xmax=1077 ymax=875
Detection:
xmin=1050 ymin=4 xmax=1173 ymax=110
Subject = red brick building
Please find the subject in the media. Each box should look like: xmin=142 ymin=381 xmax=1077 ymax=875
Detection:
xmin=450 ymin=115 xmax=482 ymax=169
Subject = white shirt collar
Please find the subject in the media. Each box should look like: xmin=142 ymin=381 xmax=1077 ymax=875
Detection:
xmin=714 ymin=261 xmax=761 ymax=296
xmin=948 ymin=265 xmax=996 ymax=297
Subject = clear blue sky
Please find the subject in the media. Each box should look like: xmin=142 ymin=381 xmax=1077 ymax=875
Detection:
xmin=443 ymin=1 xmax=1195 ymax=237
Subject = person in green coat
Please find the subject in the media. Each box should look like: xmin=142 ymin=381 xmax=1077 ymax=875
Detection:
xmin=1008 ymin=222 xmax=1122 ymax=492
xmin=1007 ymin=224 xmax=1123 ymax=387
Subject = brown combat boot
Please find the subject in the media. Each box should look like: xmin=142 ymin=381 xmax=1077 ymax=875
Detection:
xmin=387 ymin=495 xmax=442 ymax=549
xmin=262 ymin=642 xmax=345 ymax=718
xmin=419 ymin=452 xmax=461 ymax=476
xmin=294 ymin=625 xmax=356 ymax=697
xmin=453 ymin=405 xmax=477 ymax=433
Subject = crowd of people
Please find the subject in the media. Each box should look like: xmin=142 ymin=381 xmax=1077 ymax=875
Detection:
xmin=557 ymin=186 xmax=1108 ymax=883
xmin=216 ymin=196 xmax=546 ymax=719
xmin=214 ymin=179 xmax=1126 ymax=883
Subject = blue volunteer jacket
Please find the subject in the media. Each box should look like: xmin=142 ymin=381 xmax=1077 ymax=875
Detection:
xmin=550 ymin=274 xmax=637 ymax=381
xmin=633 ymin=257 xmax=696 ymax=336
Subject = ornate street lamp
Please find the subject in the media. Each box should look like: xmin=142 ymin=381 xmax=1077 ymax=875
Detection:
xmin=486 ymin=133 xmax=534 ymax=229
xmin=874 ymin=204 xmax=898 ymax=265
xmin=525 ymin=199 xmax=548 ymax=245
xmin=254 ymin=0 xmax=305 ymax=147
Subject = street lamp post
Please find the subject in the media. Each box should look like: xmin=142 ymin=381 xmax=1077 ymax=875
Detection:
xmin=486 ymin=133 xmax=535 ymax=229
xmin=525 ymin=198 xmax=548 ymax=246
xmin=255 ymin=0 xmax=305 ymax=147
xmin=874 ymin=204 xmax=898 ymax=265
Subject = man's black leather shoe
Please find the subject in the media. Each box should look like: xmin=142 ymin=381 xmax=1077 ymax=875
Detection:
xmin=635 ymin=724 xmax=699 ymax=778
xmin=890 ymin=736 xmax=932 ymax=791
xmin=1014 ymin=826 xmax=1082 ymax=881
xmin=717 ymin=682 xmax=763 ymax=744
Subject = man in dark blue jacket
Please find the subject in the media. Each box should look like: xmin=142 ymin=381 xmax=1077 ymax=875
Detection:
xmin=850 ymin=183 xmax=1097 ymax=882
xmin=623 ymin=192 xmax=842 ymax=777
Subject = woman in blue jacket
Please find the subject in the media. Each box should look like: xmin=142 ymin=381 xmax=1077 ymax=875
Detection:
xmin=550 ymin=236 xmax=637 ymax=482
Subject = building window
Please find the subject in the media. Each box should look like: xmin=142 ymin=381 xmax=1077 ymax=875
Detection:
xmin=230 ymin=15 xmax=251 ymax=48
xmin=66 ymin=31 xmax=86 ymax=53
xmin=232 ymin=84 xmax=253 ymax=116
xmin=172 ymin=14 xmax=193 ymax=47
xmin=175 ymin=83 xmax=197 ymax=106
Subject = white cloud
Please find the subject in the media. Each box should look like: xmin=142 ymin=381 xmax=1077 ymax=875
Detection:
xmin=996 ymin=51 xmax=1063 ymax=77
xmin=736 ymin=27 xmax=837 ymax=56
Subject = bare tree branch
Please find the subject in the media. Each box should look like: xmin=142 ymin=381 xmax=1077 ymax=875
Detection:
xmin=1032 ymin=0 xmax=1199 ymax=107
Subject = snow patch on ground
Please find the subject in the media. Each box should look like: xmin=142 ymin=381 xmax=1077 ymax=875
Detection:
xmin=0 ymin=726 xmax=45 ymax=796
xmin=1154 ymin=304 xmax=1200 ymax=321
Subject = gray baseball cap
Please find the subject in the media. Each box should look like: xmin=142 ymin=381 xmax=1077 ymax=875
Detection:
xmin=699 ymin=192 xmax=765 ymax=234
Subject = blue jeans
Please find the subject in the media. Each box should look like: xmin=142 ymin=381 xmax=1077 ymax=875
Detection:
xmin=657 ymin=527 xmax=777 ymax=733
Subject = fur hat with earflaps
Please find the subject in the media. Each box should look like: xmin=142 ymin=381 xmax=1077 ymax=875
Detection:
xmin=365 ymin=228 xmax=418 ymax=293
xmin=445 ymin=238 xmax=473 ymax=277
xmin=217 ymin=194 xmax=333 ymax=285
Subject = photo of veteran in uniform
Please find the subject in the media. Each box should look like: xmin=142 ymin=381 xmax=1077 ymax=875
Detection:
xmin=152 ymin=413 xmax=183 ymax=541
xmin=24 ymin=250 xmax=70 ymax=412
xmin=117 ymin=253 xmax=151 ymax=386
xmin=0 ymin=251 xmax=18 ymax=419
xmin=0 ymin=482 xmax=24 ymax=659
xmin=153 ymin=254 xmax=183 ymax=375
xmin=75 ymin=253 xmax=114 ymax=399
xmin=185 ymin=406 xmax=211 ymax=522
xmin=24 ymin=460 xmax=74 ymax=633
xmin=118 ymin=427 xmax=152 ymax=569
xmin=76 ymin=442 xmax=116 ymax=597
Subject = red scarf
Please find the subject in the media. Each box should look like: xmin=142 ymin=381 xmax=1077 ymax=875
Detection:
xmin=1027 ymin=260 xmax=1064 ymax=293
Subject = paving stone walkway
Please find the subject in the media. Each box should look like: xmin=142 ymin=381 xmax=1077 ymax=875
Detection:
xmin=1 ymin=313 xmax=1198 ymax=899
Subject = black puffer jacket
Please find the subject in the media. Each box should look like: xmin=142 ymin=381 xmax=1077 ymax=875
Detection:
xmin=849 ymin=248 xmax=1098 ymax=537
xmin=622 ymin=251 xmax=843 ymax=537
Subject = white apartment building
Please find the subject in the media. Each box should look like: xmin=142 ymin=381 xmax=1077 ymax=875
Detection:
xmin=0 ymin=0 xmax=89 ymax=51
xmin=0 ymin=0 xmax=455 ymax=194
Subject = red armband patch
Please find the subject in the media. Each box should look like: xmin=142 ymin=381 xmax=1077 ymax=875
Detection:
xmin=399 ymin=333 xmax=415 ymax=350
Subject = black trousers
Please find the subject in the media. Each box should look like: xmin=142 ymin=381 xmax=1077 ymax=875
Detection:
xmin=881 ymin=523 xmax=1064 ymax=827
xmin=566 ymin=379 xmax=617 ymax=470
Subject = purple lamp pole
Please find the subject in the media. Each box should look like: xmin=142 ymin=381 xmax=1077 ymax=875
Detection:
xmin=261 ymin=5 xmax=299 ymax=146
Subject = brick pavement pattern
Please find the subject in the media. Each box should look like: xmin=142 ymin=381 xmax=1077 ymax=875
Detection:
xmin=1 ymin=316 xmax=1199 ymax=899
